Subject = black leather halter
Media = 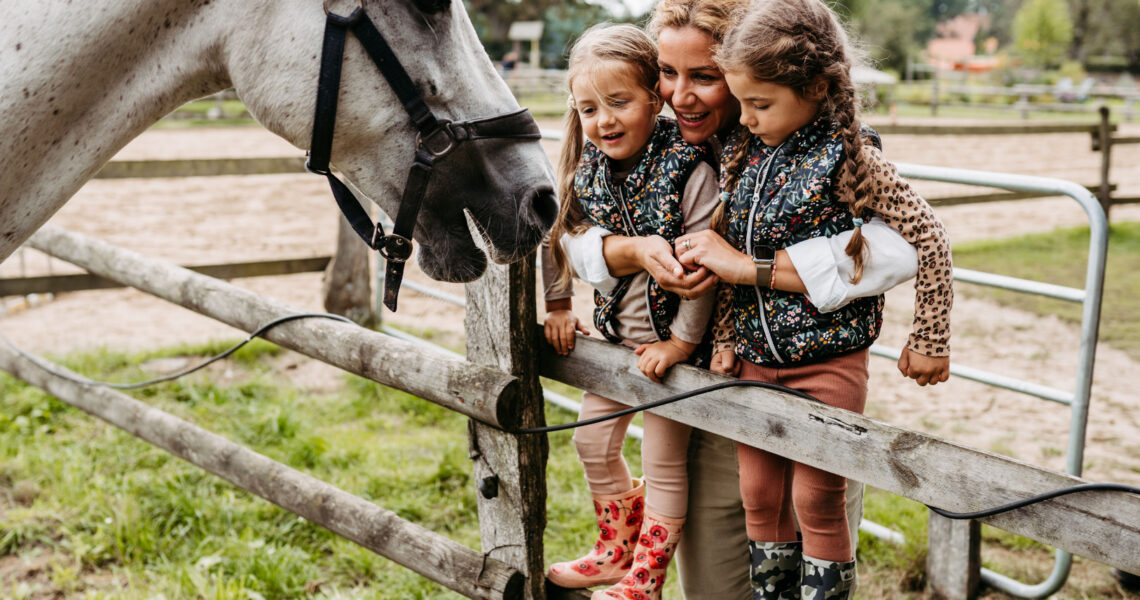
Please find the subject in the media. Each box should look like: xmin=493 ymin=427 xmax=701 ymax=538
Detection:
xmin=305 ymin=1 xmax=543 ymax=311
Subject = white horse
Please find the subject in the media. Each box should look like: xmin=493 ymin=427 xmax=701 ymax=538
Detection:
xmin=0 ymin=0 xmax=557 ymax=284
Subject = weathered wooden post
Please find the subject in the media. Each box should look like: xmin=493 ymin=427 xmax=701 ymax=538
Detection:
xmin=926 ymin=512 xmax=981 ymax=600
xmin=466 ymin=255 xmax=549 ymax=600
xmin=1097 ymin=106 xmax=1114 ymax=220
xmin=931 ymin=69 xmax=940 ymax=117
xmin=323 ymin=216 xmax=375 ymax=326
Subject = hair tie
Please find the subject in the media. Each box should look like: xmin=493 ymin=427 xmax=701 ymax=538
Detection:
xmin=567 ymin=95 xmax=576 ymax=110
xmin=719 ymin=191 xmax=732 ymax=204
xmin=852 ymin=217 xmax=864 ymax=227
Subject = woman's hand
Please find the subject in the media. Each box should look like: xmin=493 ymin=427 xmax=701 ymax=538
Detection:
xmin=603 ymin=235 xmax=718 ymax=298
xmin=634 ymin=337 xmax=695 ymax=383
xmin=639 ymin=235 xmax=719 ymax=298
xmin=544 ymin=309 xmax=589 ymax=356
xmin=709 ymin=350 xmax=740 ymax=376
xmin=897 ymin=348 xmax=950 ymax=386
xmin=675 ymin=230 xmax=754 ymax=286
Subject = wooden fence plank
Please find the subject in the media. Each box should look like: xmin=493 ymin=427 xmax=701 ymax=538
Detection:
xmin=870 ymin=123 xmax=1104 ymax=136
xmin=0 ymin=257 xmax=331 ymax=296
xmin=537 ymin=330 xmax=1140 ymax=574
xmin=466 ymin=257 xmax=549 ymax=600
xmin=926 ymin=185 xmax=1111 ymax=207
xmin=0 ymin=344 xmax=523 ymax=600
xmin=25 ymin=226 xmax=521 ymax=430
xmin=94 ymin=157 xmax=306 ymax=179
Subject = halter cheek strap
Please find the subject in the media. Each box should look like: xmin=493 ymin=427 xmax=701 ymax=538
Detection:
xmin=306 ymin=5 xmax=541 ymax=311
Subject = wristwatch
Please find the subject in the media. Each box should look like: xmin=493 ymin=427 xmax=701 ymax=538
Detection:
xmin=752 ymin=246 xmax=775 ymax=288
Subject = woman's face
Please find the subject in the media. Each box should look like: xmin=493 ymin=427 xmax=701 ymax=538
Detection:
xmin=656 ymin=25 xmax=740 ymax=145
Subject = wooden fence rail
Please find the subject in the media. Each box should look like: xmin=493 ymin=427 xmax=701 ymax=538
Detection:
xmin=0 ymin=342 xmax=523 ymax=600
xmin=7 ymin=224 xmax=1140 ymax=600
xmin=0 ymin=256 xmax=330 ymax=296
xmin=24 ymin=226 xmax=522 ymax=431
xmin=538 ymin=331 xmax=1140 ymax=575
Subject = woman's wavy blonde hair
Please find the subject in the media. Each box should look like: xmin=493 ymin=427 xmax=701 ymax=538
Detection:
xmin=647 ymin=0 xmax=749 ymax=44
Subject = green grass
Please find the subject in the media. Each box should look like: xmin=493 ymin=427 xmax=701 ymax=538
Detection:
xmin=0 ymin=342 xmax=657 ymax=598
xmin=952 ymin=222 xmax=1140 ymax=362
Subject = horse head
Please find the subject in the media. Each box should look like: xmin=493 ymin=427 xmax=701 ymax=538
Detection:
xmin=231 ymin=0 xmax=557 ymax=283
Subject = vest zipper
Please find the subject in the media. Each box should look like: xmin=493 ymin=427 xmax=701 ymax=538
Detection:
xmin=744 ymin=142 xmax=786 ymax=364
xmin=606 ymin=174 xmax=663 ymax=343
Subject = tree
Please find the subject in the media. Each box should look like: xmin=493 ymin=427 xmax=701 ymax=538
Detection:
xmin=464 ymin=0 xmax=614 ymax=68
xmin=1012 ymin=0 xmax=1074 ymax=67
xmin=843 ymin=0 xmax=928 ymax=74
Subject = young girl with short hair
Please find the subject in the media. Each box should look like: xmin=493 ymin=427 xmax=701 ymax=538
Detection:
xmin=540 ymin=23 xmax=720 ymax=600
xmin=674 ymin=0 xmax=954 ymax=597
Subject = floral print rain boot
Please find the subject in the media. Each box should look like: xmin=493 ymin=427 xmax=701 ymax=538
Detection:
xmin=547 ymin=479 xmax=645 ymax=588
xmin=800 ymin=554 xmax=856 ymax=600
xmin=750 ymin=540 xmax=802 ymax=600
xmin=591 ymin=511 xmax=684 ymax=600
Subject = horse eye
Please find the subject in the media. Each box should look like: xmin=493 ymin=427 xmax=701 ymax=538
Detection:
xmin=411 ymin=0 xmax=450 ymax=14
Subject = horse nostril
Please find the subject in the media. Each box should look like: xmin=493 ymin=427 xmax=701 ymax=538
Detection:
xmin=531 ymin=187 xmax=558 ymax=231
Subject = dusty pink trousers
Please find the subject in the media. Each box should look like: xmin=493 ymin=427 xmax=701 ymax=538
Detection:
xmin=573 ymin=391 xmax=692 ymax=519
xmin=737 ymin=350 xmax=869 ymax=562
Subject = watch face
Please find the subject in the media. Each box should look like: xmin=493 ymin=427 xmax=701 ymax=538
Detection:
xmin=752 ymin=245 xmax=776 ymax=261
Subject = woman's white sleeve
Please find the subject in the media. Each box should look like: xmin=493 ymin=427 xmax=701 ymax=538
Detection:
xmin=784 ymin=217 xmax=918 ymax=313
xmin=559 ymin=226 xmax=621 ymax=295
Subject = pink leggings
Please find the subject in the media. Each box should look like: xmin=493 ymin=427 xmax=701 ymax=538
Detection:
xmin=737 ymin=351 xmax=868 ymax=562
xmin=573 ymin=392 xmax=693 ymax=519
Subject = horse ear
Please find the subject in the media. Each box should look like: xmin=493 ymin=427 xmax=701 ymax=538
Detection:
xmin=411 ymin=0 xmax=451 ymax=14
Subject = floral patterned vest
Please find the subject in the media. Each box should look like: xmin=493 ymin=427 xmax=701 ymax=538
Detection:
xmin=721 ymin=118 xmax=884 ymax=366
xmin=574 ymin=117 xmax=710 ymax=343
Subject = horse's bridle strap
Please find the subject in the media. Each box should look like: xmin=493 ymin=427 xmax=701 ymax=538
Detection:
xmin=305 ymin=5 xmax=542 ymax=311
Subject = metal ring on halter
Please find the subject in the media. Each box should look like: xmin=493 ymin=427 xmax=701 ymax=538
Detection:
xmin=323 ymin=0 xmax=364 ymax=15
xmin=418 ymin=121 xmax=459 ymax=159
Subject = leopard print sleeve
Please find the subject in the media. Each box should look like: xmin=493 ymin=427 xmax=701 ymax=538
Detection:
xmin=840 ymin=145 xmax=953 ymax=357
xmin=711 ymin=283 xmax=736 ymax=357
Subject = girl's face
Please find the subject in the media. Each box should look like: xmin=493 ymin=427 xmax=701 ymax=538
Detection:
xmin=657 ymin=26 xmax=739 ymax=145
xmin=724 ymin=72 xmax=821 ymax=147
xmin=571 ymin=61 xmax=662 ymax=171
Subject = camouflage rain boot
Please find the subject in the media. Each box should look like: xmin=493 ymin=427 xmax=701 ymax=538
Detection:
xmin=749 ymin=540 xmax=802 ymax=600
xmin=801 ymin=554 xmax=856 ymax=600
xmin=547 ymin=479 xmax=645 ymax=588
xmin=591 ymin=511 xmax=684 ymax=600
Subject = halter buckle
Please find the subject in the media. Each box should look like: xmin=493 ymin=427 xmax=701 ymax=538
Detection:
xmin=418 ymin=121 xmax=458 ymax=158
xmin=379 ymin=234 xmax=413 ymax=263
xmin=323 ymin=0 xmax=363 ymax=16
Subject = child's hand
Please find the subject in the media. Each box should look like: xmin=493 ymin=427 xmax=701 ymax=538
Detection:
xmin=634 ymin=338 xmax=694 ymax=383
xmin=897 ymin=348 xmax=950 ymax=386
xmin=710 ymin=350 xmax=740 ymax=376
xmin=544 ymin=310 xmax=589 ymax=356
xmin=675 ymin=230 xmax=753 ymax=286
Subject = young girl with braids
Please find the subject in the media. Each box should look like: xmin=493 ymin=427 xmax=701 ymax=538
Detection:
xmin=674 ymin=0 xmax=953 ymax=597
xmin=540 ymin=23 xmax=720 ymax=600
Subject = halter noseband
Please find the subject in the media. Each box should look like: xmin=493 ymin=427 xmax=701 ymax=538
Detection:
xmin=305 ymin=2 xmax=542 ymax=311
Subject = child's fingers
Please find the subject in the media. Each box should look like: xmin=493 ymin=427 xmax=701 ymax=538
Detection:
xmin=543 ymin=322 xmax=560 ymax=349
xmin=896 ymin=348 xmax=911 ymax=377
xmin=575 ymin=321 xmax=591 ymax=336
xmin=558 ymin=324 xmax=575 ymax=353
xmin=638 ymin=354 xmax=661 ymax=383
xmin=633 ymin=344 xmax=648 ymax=355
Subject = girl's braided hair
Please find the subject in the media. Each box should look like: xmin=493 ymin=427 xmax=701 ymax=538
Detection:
xmin=549 ymin=24 xmax=660 ymax=289
xmin=715 ymin=0 xmax=874 ymax=282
